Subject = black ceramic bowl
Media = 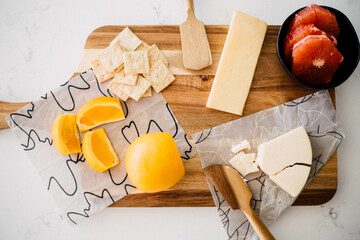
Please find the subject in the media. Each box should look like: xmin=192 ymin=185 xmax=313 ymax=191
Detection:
xmin=277 ymin=5 xmax=360 ymax=90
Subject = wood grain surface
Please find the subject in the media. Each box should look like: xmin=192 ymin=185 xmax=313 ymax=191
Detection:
xmin=0 ymin=25 xmax=337 ymax=207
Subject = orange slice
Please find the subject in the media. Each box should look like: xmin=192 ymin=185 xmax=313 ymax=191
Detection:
xmin=125 ymin=132 xmax=185 ymax=192
xmin=76 ymin=97 xmax=125 ymax=132
xmin=52 ymin=114 xmax=81 ymax=155
xmin=82 ymin=128 xmax=120 ymax=172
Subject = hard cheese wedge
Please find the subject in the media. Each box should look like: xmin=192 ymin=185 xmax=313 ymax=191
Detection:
xmin=257 ymin=126 xmax=312 ymax=197
xmin=206 ymin=11 xmax=267 ymax=115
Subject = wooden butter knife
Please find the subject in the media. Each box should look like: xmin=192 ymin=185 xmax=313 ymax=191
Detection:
xmin=180 ymin=0 xmax=212 ymax=70
xmin=204 ymin=164 xmax=276 ymax=240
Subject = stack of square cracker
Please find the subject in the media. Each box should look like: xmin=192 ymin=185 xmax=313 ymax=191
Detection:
xmin=90 ymin=27 xmax=175 ymax=102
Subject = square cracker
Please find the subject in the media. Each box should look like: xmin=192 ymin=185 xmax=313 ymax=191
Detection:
xmin=90 ymin=58 xmax=114 ymax=83
xmin=98 ymin=43 xmax=125 ymax=72
xmin=110 ymin=27 xmax=142 ymax=52
xmin=118 ymin=75 xmax=151 ymax=101
xmin=107 ymin=80 xmax=129 ymax=101
xmin=142 ymin=87 xmax=152 ymax=97
xmin=148 ymin=44 xmax=169 ymax=66
xmin=136 ymin=41 xmax=150 ymax=51
xmin=143 ymin=61 xmax=175 ymax=93
xmin=113 ymin=69 xmax=138 ymax=86
xmin=123 ymin=50 xmax=150 ymax=74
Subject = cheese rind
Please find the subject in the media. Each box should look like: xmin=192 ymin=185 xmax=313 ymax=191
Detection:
xmin=206 ymin=11 xmax=267 ymax=115
xmin=257 ymin=127 xmax=312 ymax=197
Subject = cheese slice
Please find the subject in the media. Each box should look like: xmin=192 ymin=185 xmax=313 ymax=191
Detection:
xmin=229 ymin=151 xmax=258 ymax=177
xmin=257 ymin=127 xmax=312 ymax=197
xmin=206 ymin=11 xmax=267 ymax=115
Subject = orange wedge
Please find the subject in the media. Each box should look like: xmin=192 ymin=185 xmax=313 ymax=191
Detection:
xmin=82 ymin=128 xmax=120 ymax=172
xmin=52 ymin=114 xmax=81 ymax=155
xmin=125 ymin=132 xmax=185 ymax=192
xmin=76 ymin=97 xmax=125 ymax=132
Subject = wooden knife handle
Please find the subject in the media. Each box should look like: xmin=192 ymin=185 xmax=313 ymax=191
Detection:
xmin=183 ymin=0 xmax=195 ymax=18
xmin=243 ymin=207 xmax=276 ymax=240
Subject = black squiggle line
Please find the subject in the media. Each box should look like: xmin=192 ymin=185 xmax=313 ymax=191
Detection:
xmin=60 ymin=80 xmax=69 ymax=87
xmin=220 ymin=208 xmax=230 ymax=223
xmin=95 ymin=76 xmax=108 ymax=97
xmin=47 ymin=153 xmax=85 ymax=196
xmin=108 ymin=171 xmax=128 ymax=186
xmin=245 ymin=172 xmax=266 ymax=188
xmin=180 ymin=134 xmax=193 ymax=161
xmin=308 ymin=154 xmax=324 ymax=179
xmin=107 ymin=89 xmax=114 ymax=97
xmin=121 ymin=121 xmax=140 ymax=145
xmin=40 ymin=93 xmax=48 ymax=99
xmin=124 ymin=184 xmax=136 ymax=195
xmin=327 ymin=131 xmax=344 ymax=140
xmin=283 ymin=93 xmax=314 ymax=107
xmin=244 ymin=222 xmax=251 ymax=240
xmin=9 ymin=103 xmax=53 ymax=150
xmin=213 ymin=185 xmax=249 ymax=240
xmin=22 ymin=129 xmax=53 ymax=151
xmin=165 ymin=103 xmax=178 ymax=138
xmin=146 ymin=120 xmax=164 ymax=133
xmin=67 ymin=189 xmax=115 ymax=225
xmin=195 ymin=128 xmax=212 ymax=144
xmin=308 ymin=130 xmax=344 ymax=139
xmin=215 ymin=172 xmax=266 ymax=239
xmin=123 ymin=101 xmax=129 ymax=118
xmin=50 ymin=74 xmax=90 ymax=111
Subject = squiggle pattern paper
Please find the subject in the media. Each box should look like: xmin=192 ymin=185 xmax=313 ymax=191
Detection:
xmin=193 ymin=91 xmax=344 ymax=240
xmin=7 ymin=69 xmax=196 ymax=225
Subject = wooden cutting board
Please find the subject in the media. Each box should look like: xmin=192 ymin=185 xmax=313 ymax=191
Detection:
xmin=0 ymin=25 xmax=337 ymax=207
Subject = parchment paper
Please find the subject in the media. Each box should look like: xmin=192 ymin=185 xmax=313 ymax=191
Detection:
xmin=7 ymin=69 xmax=196 ymax=225
xmin=192 ymin=90 xmax=344 ymax=240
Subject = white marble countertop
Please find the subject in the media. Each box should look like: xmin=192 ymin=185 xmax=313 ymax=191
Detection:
xmin=1 ymin=0 xmax=359 ymax=239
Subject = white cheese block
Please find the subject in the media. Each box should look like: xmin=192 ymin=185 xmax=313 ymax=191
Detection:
xmin=257 ymin=126 xmax=312 ymax=197
xmin=231 ymin=139 xmax=251 ymax=153
xmin=229 ymin=151 xmax=259 ymax=177
xmin=206 ymin=11 xmax=267 ymax=115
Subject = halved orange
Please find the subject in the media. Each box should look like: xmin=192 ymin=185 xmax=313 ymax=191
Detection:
xmin=82 ymin=128 xmax=120 ymax=172
xmin=52 ymin=114 xmax=81 ymax=155
xmin=76 ymin=97 xmax=125 ymax=132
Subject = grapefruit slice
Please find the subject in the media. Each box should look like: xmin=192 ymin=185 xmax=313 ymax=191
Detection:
xmin=284 ymin=24 xmax=326 ymax=63
xmin=288 ymin=4 xmax=340 ymax=39
xmin=288 ymin=6 xmax=316 ymax=33
xmin=310 ymin=4 xmax=340 ymax=38
xmin=291 ymin=35 xmax=343 ymax=85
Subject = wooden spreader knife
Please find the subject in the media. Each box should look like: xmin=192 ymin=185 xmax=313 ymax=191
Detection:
xmin=203 ymin=164 xmax=276 ymax=240
xmin=180 ymin=0 xmax=212 ymax=70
